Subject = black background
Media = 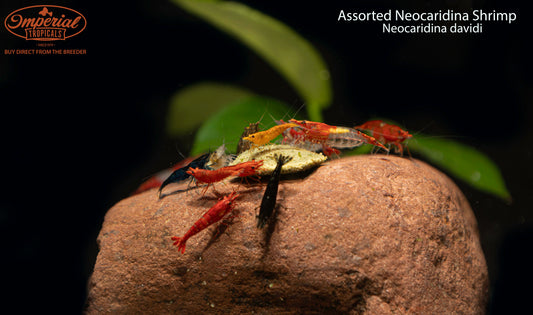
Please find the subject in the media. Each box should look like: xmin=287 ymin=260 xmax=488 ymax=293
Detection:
xmin=1 ymin=0 xmax=531 ymax=313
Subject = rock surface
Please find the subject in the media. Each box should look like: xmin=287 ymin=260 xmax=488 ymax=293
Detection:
xmin=86 ymin=155 xmax=488 ymax=314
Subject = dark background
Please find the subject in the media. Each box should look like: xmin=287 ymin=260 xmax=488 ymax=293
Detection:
xmin=1 ymin=0 xmax=530 ymax=313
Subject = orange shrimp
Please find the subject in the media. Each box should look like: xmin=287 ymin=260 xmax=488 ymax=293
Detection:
xmin=242 ymin=123 xmax=299 ymax=147
xmin=355 ymin=120 xmax=412 ymax=155
xmin=171 ymin=191 xmax=240 ymax=254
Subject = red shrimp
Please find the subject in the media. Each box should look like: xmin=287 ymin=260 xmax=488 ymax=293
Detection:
xmin=282 ymin=125 xmax=305 ymax=144
xmin=187 ymin=160 xmax=264 ymax=194
xmin=288 ymin=119 xmax=332 ymax=142
xmin=283 ymin=119 xmax=339 ymax=155
xmin=286 ymin=119 xmax=387 ymax=155
xmin=226 ymin=160 xmax=264 ymax=177
xmin=171 ymin=191 xmax=240 ymax=254
xmin=354 ymin=120 xmax=413 ymax=155
xmin=186 ymin=167 xmax=240 ymax=195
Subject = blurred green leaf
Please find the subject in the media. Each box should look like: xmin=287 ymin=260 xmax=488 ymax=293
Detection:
xmin=166 ymin=82 xmax=253 ymax=137
xmin=345 ymin=144 xmax=374 ymax=156
xmin=409 ymin=136 xmax=511 ymax=201
xmin=172 ymin=0 xmax=332 ymax=121
xmin=191 ymin=96 xmax=300 ymax=155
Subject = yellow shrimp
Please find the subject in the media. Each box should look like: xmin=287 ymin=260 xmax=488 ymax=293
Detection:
xmin=242 ymin=123 xmax=299 ymax=146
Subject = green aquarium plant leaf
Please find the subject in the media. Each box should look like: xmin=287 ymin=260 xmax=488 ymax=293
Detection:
xmin=191 ymin=95 xmax=300 ymax=155
xmin=166 ymin=82 xmax=253 ymax=137
xmin=409 ymin=136 xmax=511 ymax=201
xmin=172 ymin=0 xmax=332 ymax=121
xmin=345 ymin=144 xmax=374 ymax=156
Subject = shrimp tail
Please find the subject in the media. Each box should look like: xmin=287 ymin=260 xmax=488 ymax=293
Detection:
xmin=158 ymin=168 xmax=189 ymax=198
xmin=171 ymin=236 xmax=187 ymax=254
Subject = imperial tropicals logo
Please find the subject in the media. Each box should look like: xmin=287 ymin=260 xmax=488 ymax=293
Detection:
xmin=4 ymin=5 xmax=86 ymax=41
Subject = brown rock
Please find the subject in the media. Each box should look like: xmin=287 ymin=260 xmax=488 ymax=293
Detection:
xmin=86 ymin=155 xmax=488 ymax=314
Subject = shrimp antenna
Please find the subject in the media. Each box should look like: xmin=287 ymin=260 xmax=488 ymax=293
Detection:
xmin=257 ymin=111 xmax=266 ymax=123
xmin=410 ymin=121 xmax=433 ymax=137
xmin=407 ymin=121 xmax=465 ymax=140
xmin=268 ymin=112 xmax=280 ymax=125
xmin=174 ymin=143 xmax=186 ymax=160
xmin=289 ymin=104 xmax=306 ymax=120
xmin=253 ymin=110 xmax=267 ymax=129
xmin=270 ymin=104 xmax=306 ymax=126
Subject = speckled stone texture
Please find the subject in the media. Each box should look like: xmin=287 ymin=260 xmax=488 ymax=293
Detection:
xmin=86 ymin=155 xmax=488 ymax=314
